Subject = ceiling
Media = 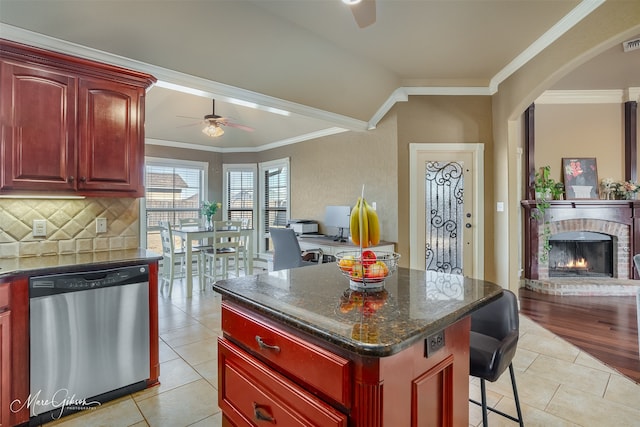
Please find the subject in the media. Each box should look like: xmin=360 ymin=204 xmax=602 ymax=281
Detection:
xmin=0 ymin=0 xmax=638 ymax=152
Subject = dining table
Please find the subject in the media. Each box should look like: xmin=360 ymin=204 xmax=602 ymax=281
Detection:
xmin=172 ymin=226 xmax=254 ymax=295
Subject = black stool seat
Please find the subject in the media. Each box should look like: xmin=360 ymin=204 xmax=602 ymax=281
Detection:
xmin=469 ymin=289 xmax=524 ymax=426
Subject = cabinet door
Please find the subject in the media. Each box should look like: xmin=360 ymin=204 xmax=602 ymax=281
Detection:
xmin=77 ymin=78 xmax=144 ymax=195
xmin=0 ymin=61 xmax=77 ymax=191
xmin=0 ymin=310 xmax=11 ymax=427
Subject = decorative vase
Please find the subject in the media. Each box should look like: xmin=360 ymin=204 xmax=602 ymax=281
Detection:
xmin=205 ymin=216 xmax=213 ymax=230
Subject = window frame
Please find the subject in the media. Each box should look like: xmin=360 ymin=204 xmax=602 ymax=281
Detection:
xmin=223 ymin=162 xmax=258 ymax=255
xmin=258 ymin=158 xmax=290 ymax=254
xmin=140 ymin=156 xmax=208 ymax=250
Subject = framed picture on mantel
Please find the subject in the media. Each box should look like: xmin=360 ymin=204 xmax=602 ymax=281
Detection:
xmin=562 ymin=157 xmax=599 ymax=199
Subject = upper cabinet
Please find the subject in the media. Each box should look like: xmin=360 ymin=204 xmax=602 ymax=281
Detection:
xmin=0 ymin=39 xmax=156 ymax=197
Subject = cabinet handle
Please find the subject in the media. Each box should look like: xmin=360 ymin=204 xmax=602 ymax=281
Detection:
xmin=79 ymin=176 xmax=87 ymax=183
xmin=255 ymin=336 xmax=280 ymax=352
xmin=68 ymin=176 xmax=74 ymax=183
xmin=253 ymin=402 xmax=276 ymax=423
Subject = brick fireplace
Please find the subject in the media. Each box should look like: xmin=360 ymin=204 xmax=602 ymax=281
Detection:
xmin=522 ymin=200 xmax=640 ymax=283
xmin=542 ymin=219 xmax=628 ymax=279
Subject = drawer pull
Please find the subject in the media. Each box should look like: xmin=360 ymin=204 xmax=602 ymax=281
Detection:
xmin=253 ymin=402 xmax=276 ymax=423
xmin=256 ymin=336 xmax=280 ymax=352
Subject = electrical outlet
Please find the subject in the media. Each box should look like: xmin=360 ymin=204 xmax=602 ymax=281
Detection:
xmin=424 ymin=330 xmax=445 ymax=358
xmin=33 ymin=219 xmax=47 ymax=237
xmin=96 ymin=217 xmax=107 ymax=233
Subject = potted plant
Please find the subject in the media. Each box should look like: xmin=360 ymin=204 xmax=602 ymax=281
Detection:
xmin=534 ymin=165 xmax=555 ymax=200
xmin=532 ymin=165 xmax=559 ymax=262
xmin=201 ymin=200 xmax=221 ymax=230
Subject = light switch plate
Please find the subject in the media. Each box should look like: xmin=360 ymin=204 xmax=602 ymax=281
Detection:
xmin=33 ymin=219 xmax=47 ymax=237
xmin=96 ymin=217 xmax=107 ymax=233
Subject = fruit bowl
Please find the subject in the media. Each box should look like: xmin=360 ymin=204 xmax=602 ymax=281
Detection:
xmin=335 ymin=250 xmax=400 ymax=290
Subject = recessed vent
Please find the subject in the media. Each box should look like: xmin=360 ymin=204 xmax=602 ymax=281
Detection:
xmin=623 ymin=38 xmax=640 ymax=53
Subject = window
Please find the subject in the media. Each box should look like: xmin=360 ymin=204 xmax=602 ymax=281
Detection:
xmin=259 ymin=158 xmax=290 ymax=252
xmin=142 ymin=157 xmax=208 ymax=254
xmin=223 ymin=164 xmax=257 ymax=229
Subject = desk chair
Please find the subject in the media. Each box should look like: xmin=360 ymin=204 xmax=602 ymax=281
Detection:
xmin=203 ymin=227 xmax=241 ymax=283
xmin=270 ymin=228 xmax=323 ymax=271
xmin=469 ymin=289 xmax=524 ymax=426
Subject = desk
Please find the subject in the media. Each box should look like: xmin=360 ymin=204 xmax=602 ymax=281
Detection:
xmin=172 ymin=226 xmax=253 ymax=296
xmin=297 ymin=235 xmax=395 ymax=256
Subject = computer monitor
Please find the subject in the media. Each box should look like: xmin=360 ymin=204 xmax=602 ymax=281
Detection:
xmin=324 ymin=205 xmax=351 ymax=242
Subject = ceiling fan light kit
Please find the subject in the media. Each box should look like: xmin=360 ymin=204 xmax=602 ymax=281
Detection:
xmin=345 ymin=0 xmax=376 ymax=28
xmin=202 ymin=123 xmax=224 ymax=137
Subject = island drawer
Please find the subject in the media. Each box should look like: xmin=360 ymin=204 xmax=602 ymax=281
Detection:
xmin=219 ymin=337 xmax=347 ymax=427
xmin=222 ymin=301 xmax=352 ymax=407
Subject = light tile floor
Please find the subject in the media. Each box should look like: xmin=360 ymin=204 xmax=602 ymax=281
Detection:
xmin=48 ymin=275 xmax=640 ymax=427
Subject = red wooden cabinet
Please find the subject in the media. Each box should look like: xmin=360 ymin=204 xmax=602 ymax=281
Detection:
xmin=77 ymin=77 xmax=144 ymax=195
xmin=219 ymin=339 xmax=348 ymax=427
xmin=0 ymin=277 xmax=29 ymax=427
xmin=0 ymin=39 xmax=155 ymax=197
xmin=219 ymin=300 xmax=471 ymax=427
xmin=0 ymin=60 xmax=77 ymax=192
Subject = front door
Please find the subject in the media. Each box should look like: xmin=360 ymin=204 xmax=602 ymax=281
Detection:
xmin=409 ymin=143 xmax=484 ymax=278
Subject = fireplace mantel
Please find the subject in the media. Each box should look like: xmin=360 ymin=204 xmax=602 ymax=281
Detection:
xmin=521 ymin=199 xmax=640 ymax=280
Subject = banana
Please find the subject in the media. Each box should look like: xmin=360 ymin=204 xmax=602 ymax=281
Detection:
xmin=364 ymin=199 xmax=380 ymax=246
xmin=359 ymin=197 xmax=369 ymax=248
xmin=350 ymin=197 xmax=361 ymax=245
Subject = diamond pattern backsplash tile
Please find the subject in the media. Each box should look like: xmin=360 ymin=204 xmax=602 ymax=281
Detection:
xmin=0 ymin=198 xmax=139 ymax=258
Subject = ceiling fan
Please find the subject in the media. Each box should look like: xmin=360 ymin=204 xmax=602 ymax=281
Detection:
xmin=343 ymin=0 xmax=376 ymax=29
xmin=179 ymin=99 xmax=255 ymax=138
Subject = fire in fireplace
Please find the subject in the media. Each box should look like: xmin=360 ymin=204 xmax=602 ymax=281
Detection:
xmin=548 ymin=231 xmax=613 ymax=277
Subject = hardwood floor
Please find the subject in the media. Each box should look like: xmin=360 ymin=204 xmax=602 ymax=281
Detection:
xmin=518 ymin=288 xmax=640 ymax=384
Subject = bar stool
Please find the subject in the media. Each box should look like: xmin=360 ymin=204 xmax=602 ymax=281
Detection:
xmin=469 ymin=289 xmax=524 ymax=426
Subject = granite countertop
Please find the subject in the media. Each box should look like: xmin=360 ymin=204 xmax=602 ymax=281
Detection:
xmin=0 ymin=249 xmax=162 ymax=278
xmin=213 ymin=263 xmax=502 ymax=357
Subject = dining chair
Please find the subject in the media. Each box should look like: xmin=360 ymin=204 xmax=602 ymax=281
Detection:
xmin=159 ymin=221 xmax=200 ymax=296
xmin=179 ymin=217 xmax=211 ymax=248
xmin=269 ymin=228 xmax=323 ymax=271
xmin=203 ymin=226 xmax=241 ymax=284
xmin=469 ymin=289 xmax=524 ymax=426
xmin=214 ymin=220 xmax=249 ymax=274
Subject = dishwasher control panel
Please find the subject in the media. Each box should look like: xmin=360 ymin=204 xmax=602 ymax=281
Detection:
xmin=30 ymin=265 xmax=149 ymax=297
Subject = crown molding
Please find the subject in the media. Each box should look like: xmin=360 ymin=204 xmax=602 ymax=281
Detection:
xmin=146 ymin=127 xmax=348 ymax=154
xmin=628 ymin=88 xmax=640 ymax=103
xmin=489 ymin=0 xmax=605 ymax=93
xmin=535 ymin=90 xmax=629 ymax=104
xmin=0 ymin=24 xmax=368 ymax=133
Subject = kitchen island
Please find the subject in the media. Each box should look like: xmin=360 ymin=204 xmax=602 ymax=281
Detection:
xmin=213 ymin=263 xmax=502 ymax=426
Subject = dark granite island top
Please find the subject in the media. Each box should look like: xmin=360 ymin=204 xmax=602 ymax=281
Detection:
xmin=213 ymin=262 xmax=502 ymax=357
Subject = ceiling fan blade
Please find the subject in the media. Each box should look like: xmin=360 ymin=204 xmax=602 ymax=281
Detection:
xmin=176 ymin=121 xmax=203 ymax=128
xmin=224 ymin=121 xmax=255 ymax=132
xmin=350 ymin=0 xmax=376 ymax=28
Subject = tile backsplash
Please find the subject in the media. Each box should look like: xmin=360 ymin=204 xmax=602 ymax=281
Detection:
xmin=0 ymin=198 xmax=139 ymax=258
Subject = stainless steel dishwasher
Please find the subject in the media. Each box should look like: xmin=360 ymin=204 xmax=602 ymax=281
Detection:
xmin=29 ymin=264 xmax=150 ymax=421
